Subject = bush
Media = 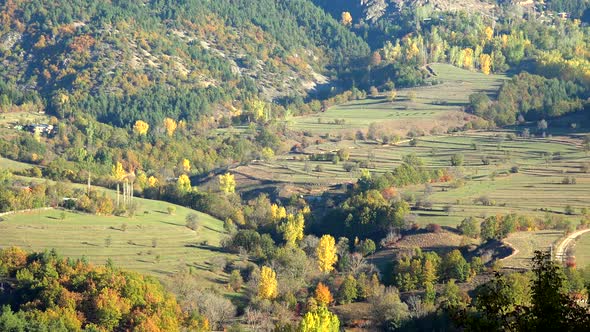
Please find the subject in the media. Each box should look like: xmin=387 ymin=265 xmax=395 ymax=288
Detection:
xmin=450 ymin=154 xmax=464 ymax=167
xmin=426 ymin=223 xmax=442 ymax=233
xmin=186 ymin=213 xmax=200 ymax=231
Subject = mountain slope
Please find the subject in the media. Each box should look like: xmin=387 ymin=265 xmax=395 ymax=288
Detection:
xmin=0 ymin=0 xmax=369 ymax=127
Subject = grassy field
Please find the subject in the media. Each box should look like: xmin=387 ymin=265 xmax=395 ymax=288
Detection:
xmin=288 ymin=63 xmax=506 ymax=136
xmin=0 ymin=179 xmax=233 ymax=284
xmin=502 ymin=230 xmax=564 ymax=269
xmin=0 ymin=157 xmax=33 ymax=171
xmin=235 ymin=132 xmax=590 ymax=226
xmin=574 ymin=233 xmax=590 ymax=268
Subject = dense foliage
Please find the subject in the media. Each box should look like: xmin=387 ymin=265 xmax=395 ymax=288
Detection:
xmin=0 ymin=247 xmax=204 ymax=331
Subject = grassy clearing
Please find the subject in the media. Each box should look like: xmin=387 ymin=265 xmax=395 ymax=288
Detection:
xmin=502 ymin=230 xmax=564 ymax=269
xmin=0 ymin=111 xmax=49 ymax=126
xmin=574 ymin=233 xmax=590 ymax=268
xmin=0 ymin=157 xmax=33 ymax=171
xmin=288 ymin=63 xmax=506 ymax=135
xmin=0 ymin=177 xmax=233 ymax=284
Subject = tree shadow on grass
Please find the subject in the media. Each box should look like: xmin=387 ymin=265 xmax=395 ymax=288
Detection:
xmin=157 ymin=220 xmax=183 ymax=227
xmin=184 ymin=243 xmax=227 ymax=253
xmin=203 ymin=225 xmax=224 ymax=234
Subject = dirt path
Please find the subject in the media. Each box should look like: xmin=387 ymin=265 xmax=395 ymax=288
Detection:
xmin=500 ymin=239 xmax=519 ymax=261
xmin=555 ymin=228 xmax=590 ymax=262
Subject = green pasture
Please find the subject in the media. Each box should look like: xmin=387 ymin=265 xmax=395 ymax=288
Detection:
xmin=236 ymin=132 xmax=590 ymax=229
xmin=0 ymin=180 xmax=233 ymax=283
xmin=288 ymin=63 xmax=507 ymax=134
xmin=502 ymin=230 xmax=564 ymax=269
xmin=0 ymin=157 xmax=33 ymax=171
xmin=574 ymin=233 xmax=590 ymax=268
xmin=0 ymin=111 xmax=49 ymax=126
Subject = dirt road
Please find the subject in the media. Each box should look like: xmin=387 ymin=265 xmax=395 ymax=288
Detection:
xmin=554 ymin=228 xmax=590 ymax=262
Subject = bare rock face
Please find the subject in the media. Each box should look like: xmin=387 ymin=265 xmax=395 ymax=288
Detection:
xmin=360 ymin=0 xmax=390 ymax=22
xmin=358 ymin=0 xmax=496 ymax=23
xmin=0 ymin=31 xmax=22 ymax=50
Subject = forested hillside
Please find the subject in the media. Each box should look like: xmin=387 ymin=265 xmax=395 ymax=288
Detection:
xmin=0 ymin=0 xmax=368 ymax=127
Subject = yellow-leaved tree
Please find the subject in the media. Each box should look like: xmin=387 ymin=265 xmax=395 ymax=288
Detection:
xmin=219 ymin=173 xmax=236 ymax=194
xmin=462 ymin=48 xmax=474 ymax=69
xmin=480 ymin=53 xmax=492 ymax=75
xmin=258 ymin=266 xmax=278 ymax=300
xmin=281 ymin=212 xmax=305 ymax=246
xmin=271 ymin=204 xmax=287 ymax=222
xmin=314 ymin=282 xmax=333 ymax=306
xmin=182 ymin=159 xmax=191 ymax=173
xmin=484 ymin=26 xmax=494 ymax=41
xmin=177 ymin=174 xmax=192 ymax=193
xmin=133 ymin=120 xmax=149 ymax=136
xmin=316 ymin=235 xmax=338 ymax=273
xmin=341 ymin=12 xmax=352 ymax=26
xmin=111 ymin=162 xmax=126 ymax=181
xmin=147 ymin=176 xmax=158 ymax=187
xmin=298 ymin=306 xmax=340 ymax=332
xmin=164 ymin=118 xmax=178 ymax=137
xmin=261 ymin=147 xmax=275 ymax=161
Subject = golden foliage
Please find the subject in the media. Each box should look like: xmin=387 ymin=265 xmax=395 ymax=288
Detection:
xmin=462 ymin=48 xmax=474 ymax=69
xmin=281 ymin=212 xmax=305 ymax=246
xmin=111 ymin=162 xmax=126 ymax=181
xmin=316 ymin=235 xmax=338 ymax=273
xmin=133 ymin=120 xmax=149 ymax=136
xmin=164 ymin=118 xmax=178 ymax=137
xmin=484 ymin=26 xmax=494 ymax=41
xmin=480 ymin=53 xmax=492 ymax=75
xmin=70 ymin=35 xmax=96 ymax=53
xmin=218 ymin=172 xmax=236 ymax=194
xmin=314 ymin=282 xmax=333 ymax=305
xmin=147 ymin=176 xmax=158 ymax=187
xmin=341 ymin=11 xmax=352 ymax=26
xmin=258 ymin=266 xmax=278 ymax=300
xmin=182 ymin=159 xmax=191 ymax=173
xmin=298 ymin=306 xmax=340 ymax=332
xmin=271 ymin=204 xmax=287 ymax=222
xmin=177 ymin=174 xmax=192 ymax=193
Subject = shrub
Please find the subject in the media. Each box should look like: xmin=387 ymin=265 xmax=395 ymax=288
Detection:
xmin=426 ymin=223 xmax=442 ymax=233
xmin=186 ymin=213 xmax=200 ymax=231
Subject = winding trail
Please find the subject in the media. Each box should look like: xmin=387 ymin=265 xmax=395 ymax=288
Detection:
xmin=554 ymin=228 xmax=590 ymax=262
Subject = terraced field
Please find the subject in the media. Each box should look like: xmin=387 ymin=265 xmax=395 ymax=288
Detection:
xmin=288 ymin=63 xmax=506 ymax=136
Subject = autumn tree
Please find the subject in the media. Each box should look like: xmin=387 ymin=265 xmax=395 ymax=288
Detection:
xmin=147 ymin=176 xmax=158 ymax=187
xmin=258 ymin=266 xmax=278 ymax=300
xmin=480 ymin=53 xmax=492 ymax=75
xmin=271 ymin=204 xmax=287 ymax=223
xmin=316 ymin=235 xmax=338 ymax=273
xmin=298 ymin=306 xmax=340 ymax=332
xmin=182 ymin=159 xmax=191 ymax=173
xmin=341 ymin=12 xmax=352 ymax=27
xmin=314 ymin=282 xmax=333 ymax=306
xmin=133 ymin=120 xmax=149 ymax=136
xmin=177 ymin=174 xmax=192 ymax=193
xmin=164 ymin=117 xmax=178 ymax=137
xmin=219 ymin=173 xmax=236 ymax=194
xmin=280 ymin=212 xmax=305 ymax=246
